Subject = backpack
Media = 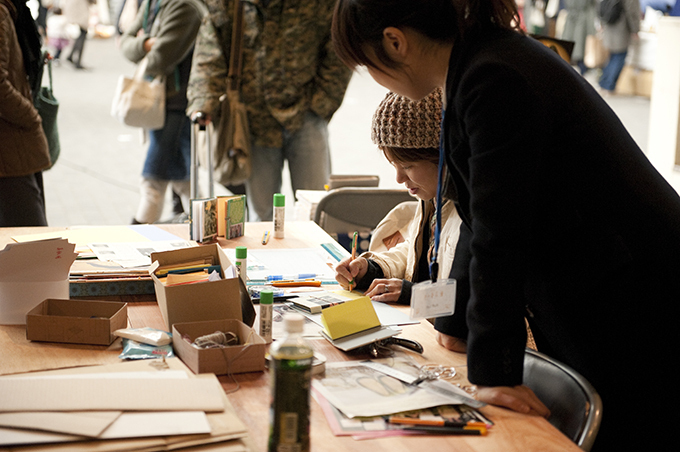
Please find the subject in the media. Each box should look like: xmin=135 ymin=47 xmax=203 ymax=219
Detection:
xmin=599 ymin=0 xmax=624 ymax=25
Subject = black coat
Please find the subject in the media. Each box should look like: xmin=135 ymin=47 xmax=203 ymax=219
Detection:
xmin=434 ymin=28 xmax=679 ymax=449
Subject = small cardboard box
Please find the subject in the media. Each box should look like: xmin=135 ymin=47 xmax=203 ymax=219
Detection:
xmin=172 ymin=319 xmax=266 ymax=375
xmin=26 ymin=298 xmax=127 ymax=345
xmin=150 ymin=244 xmax=251 ymax=330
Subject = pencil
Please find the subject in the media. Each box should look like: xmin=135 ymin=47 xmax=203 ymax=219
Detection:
xmin=402 ymin=425 xmax=486 ymax=435
xmin=388 ymin=417 xmax=487 ymax=429
xmin=348 ymin=231 xmax=358 ymax=289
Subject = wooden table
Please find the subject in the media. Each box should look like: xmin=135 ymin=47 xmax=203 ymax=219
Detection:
xmin=0 ymin=222 xmax=580 ymax=452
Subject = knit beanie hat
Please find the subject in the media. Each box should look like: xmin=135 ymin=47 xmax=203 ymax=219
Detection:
xmin=371 ymin=88 xmax=443 ymax=149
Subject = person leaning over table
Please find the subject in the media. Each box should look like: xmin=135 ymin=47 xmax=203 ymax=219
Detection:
xmin=331 ymin=0 xmax=679 ymax=451
xmin=0 ymin=0 xmax=50 ymax=227
xmin=334 ymin=88 xmax=468 ymax=353
xmin=186 ymin=0 xmax=352 ymax=221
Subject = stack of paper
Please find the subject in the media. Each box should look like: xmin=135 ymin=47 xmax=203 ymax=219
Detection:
xmin=11 ymin=225 xmax=195 ymax=297
xmin=0 ymin=358 xmax=253 ymax=451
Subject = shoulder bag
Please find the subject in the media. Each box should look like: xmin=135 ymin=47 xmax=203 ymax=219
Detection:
xmin=111 ymin=56 xmax=166 ymax=129
xmin=35 ymin=53 xmax=60 ymax=169
xmin=211 ymin=0 xmax=252 ymax=186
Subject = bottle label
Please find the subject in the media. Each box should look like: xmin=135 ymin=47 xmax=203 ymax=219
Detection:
xmin=269 ymin=357 xmax=312 ymax=452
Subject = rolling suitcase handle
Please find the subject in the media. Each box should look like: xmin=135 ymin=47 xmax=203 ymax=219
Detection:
xmin=190 ymin=112 xmax=214 ymax=200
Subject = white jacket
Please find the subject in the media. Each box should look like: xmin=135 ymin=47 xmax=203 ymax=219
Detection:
xmin=362 ymin=199 xmax=462 ymax=282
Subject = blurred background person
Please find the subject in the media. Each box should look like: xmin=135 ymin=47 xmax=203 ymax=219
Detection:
xmin=599 ymin=0 xmax=641 ymax=94
xmin=560 ymin=0 xmax=598 ymax=75
xmin=119 ymin=0 xmax=205 ymax=224
xmin=63 ymin=0 xmax=90 ymax=69
xmin=46 ymin=6 xmax=69 ymax=63
xmin=187 ymin=0 xmax=352 ymax=221
xmin=1 ymin=0 xmax=51 ymax=226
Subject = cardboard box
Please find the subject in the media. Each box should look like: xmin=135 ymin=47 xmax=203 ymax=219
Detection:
xmin=616 ymin=65 xmax=653 ymax=98
xmin=26 ymin=298 xmax=127 ymax=345
xmin=150 ymin=244 xmax=249 ymax=330
xmin=172 ymin=319 xmax=266 ymax=375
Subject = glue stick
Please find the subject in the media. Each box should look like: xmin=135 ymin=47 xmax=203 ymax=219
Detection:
xmin=235 ymin=246 xmax=247 ymax=282
xmin=273 ymin=193 xmax=285 ymax=238
xmin=259 ymin=290 xmax=273 ymax=343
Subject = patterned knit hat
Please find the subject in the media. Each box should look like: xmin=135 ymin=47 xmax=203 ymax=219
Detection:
xmin=371 ymin=88 xmax=443 ymax=149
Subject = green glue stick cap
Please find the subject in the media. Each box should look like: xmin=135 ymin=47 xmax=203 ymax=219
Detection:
xmin=273 ymin=193 xmax=285 ymax=207
xmin=235 ymin=246 xmax=247 ymax=259
xmin=260 ymin=290 xmax=274 ymax=305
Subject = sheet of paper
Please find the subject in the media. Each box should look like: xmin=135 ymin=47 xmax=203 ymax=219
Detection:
xmin=224 ymin=248 xmax=336 ymax=281
xmin=0 ymin=238 xmax=77 ymax=324
xmin=11 ymin=225 xmax=183 ymax=247
xmin=312 ymin=359 xmax=468 ymax=418
xmin=88 ymin=240 xmax=194 ymax=268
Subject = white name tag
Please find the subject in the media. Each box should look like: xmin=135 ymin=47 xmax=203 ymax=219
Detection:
xmin=410 ymin=279 xmax=456 ymax=319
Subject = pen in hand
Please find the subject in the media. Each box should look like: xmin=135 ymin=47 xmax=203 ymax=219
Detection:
xmin=348 ymin=231 xmax=358 ymax=290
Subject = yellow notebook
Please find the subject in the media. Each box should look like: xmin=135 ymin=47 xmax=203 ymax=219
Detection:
xmin=320 ymin=297 xmax=380 ymax=340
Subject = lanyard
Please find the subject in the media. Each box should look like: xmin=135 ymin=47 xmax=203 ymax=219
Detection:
xmin=429 ymin=108 xmax=445 ymax=282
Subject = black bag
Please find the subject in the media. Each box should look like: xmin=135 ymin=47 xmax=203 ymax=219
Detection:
xmin=599 ymin=0 xmax=623 ymax=25
xmin=34 ymin=55 xmax=60 ymax=169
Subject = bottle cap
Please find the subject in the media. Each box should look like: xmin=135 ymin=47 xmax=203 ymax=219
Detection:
xmin=235 ymin=246 xmax=247 ymax=259
xmin=260 ymin=290 xmax=273 ymax=305
xmin=283 ymin=313 xmax=304 ymax=333
xmin=273 ymin=193 xmax=285 ymax=207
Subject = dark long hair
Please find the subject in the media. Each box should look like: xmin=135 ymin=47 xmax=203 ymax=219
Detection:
xmin=4 ymin=0 xmax=44 ymax=97
xmin=332 ymin=0 xmax=522 ymax=71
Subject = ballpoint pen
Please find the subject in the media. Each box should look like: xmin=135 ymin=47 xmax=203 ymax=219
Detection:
xmin=266 ymin=274 xmax=319 ymax=281
xmin=262 ymin=230 xmax=270 ymax=245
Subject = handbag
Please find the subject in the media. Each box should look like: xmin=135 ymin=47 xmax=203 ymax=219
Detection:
xmin=210 ymin=0 xmax=252 ymax=186
xmin=110 ymin=57 xmax=166 ymax=129
xmin=34 ymin=54 xmax=60 ymax=169
xmin=584 ymin=34 xmax=609 ymax=69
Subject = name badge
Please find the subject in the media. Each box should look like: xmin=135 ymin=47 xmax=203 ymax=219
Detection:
xmin=410 ymin=279 xmax=456 ymax=319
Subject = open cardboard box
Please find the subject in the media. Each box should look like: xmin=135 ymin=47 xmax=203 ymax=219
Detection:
xmin=26 ymin=298 xmax=127 ymax=345
xmin=172 ymin=319 xmax=266 ymax=375
xmin=149 ymin=244 xmax=255 ymax=330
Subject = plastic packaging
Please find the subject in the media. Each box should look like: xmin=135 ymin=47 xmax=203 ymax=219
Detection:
xmin=259 ymin=290 xmax=273 ymax=343
xmin=235 ymin=246 xmax=247 ymax=282
xmin=118 ymin=338 xmax=174 ymax=360
xmin=114 ymin=327 xmax=172 ymax=346
xmin=268 ymin=313 xmax=313 ymax=452
xmin=273 ymin=193 xmax=285 ymax=239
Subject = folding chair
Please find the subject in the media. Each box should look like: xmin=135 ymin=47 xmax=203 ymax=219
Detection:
xmin=523 ymin=348 xmax=603 ymax=451
xmin=313 ymin=187 xmax=415 ymax=252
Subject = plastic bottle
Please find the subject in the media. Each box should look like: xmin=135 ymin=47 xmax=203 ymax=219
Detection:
xmin=268 ymin=313 xmax=313 ymax=452
xmin=235 ymin=246 xmax=247 ymax=282
xmin=273 ymin=193 xmax=285 ymax=239
xmin=259 ymin=290 xmax=273 ymax=343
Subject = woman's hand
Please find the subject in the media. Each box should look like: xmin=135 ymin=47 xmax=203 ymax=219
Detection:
xmin=435 ymin=332 xmax=467 ymax=353
xmin=143 ymin=37 xmax=156 ymax=53
xmin=365 ymin=278 xmax=403 ymax=302
xmin=476 ymin=385 xmax=551 ymax=418
xmin=334 ymin=256 xmax=368 ymax=290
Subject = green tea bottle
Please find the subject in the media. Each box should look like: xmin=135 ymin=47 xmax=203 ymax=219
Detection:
xmin=268 ymin=313 xmax=313 ymax=452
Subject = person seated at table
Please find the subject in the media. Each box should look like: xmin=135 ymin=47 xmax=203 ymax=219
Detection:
xmin=334 ymin=89 xmax=463 ymax=306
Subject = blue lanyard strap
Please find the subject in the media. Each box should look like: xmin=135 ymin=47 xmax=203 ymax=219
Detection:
xmin=429 ymin=108 xmax=445 ymax=282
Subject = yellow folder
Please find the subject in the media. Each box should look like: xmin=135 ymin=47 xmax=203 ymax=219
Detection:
xmin=320 ymin=297 xmax=380 ymax=340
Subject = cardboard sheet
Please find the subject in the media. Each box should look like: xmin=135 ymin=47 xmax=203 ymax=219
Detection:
xmin=0 ymin=377 xmax=225 ymax=412
xmin=0 ymin=411 xmax=121 ymax=437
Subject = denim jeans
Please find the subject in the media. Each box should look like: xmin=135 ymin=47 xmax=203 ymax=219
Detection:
xmin=135 ymin=111 xmax=192 ymax=223
xmin=246 ymin=112 xmax=331 ymax=221
xmin=599 ymin=50 xmax=628 ymax=91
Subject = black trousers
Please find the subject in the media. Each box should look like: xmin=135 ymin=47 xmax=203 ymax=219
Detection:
xmin=0 ymin=172 xmax=47 ymax=227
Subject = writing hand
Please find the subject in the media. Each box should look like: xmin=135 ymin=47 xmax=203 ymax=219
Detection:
xmin=435 ymin=331 xmax=467 ymax=353
xmin=334 ymin=256 xmax=368 ymax=290
xmin=365 ymin=278 xmax=403 ymax=302
xmin=476 ymin=385 xmax=550 ymax=418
